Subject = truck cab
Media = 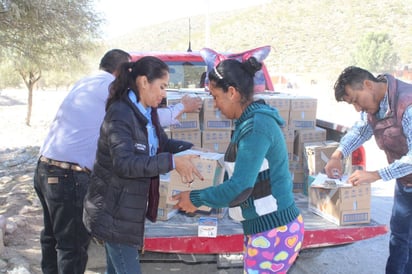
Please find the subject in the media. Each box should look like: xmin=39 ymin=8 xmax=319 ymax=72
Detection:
xmin=130 ymin=50 xmax=274 ymax=91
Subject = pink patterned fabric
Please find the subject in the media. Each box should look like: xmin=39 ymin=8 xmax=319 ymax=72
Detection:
xmin=243 ymin=214 xmax=304 ymax=273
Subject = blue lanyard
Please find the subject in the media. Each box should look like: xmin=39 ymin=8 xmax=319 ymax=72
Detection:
xmin=128 ymin=90 xmax=159 ymax=156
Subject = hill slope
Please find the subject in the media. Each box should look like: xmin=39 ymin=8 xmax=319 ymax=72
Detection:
xmin=105 ymin=0 xmax=412 ymax=83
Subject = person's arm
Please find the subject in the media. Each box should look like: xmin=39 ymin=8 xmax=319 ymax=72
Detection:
xmin=157 ymin=104 xmax=184 ymax=128
xmin=157 ymin=95 xmax=202 ymax=127
xmin=378 ymin=105 xmax=412 ymax=181
xmin=338 ymin=112 xmax=374 ymax=158
xmin=325 ymin=112 xmax=373 ymax=178
xmin=190 ymin=127 xmax=271 ymax=209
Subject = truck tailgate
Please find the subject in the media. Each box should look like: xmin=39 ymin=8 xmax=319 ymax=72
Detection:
xmin=143 ymin=194 xmax=388 ymax=253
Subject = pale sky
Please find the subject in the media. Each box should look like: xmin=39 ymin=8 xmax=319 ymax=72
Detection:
xmin=94 ymin=0 xmax=270 ymax=38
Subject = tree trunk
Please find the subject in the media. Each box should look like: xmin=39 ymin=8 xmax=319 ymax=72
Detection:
xmin=26 ymin=84 xmax=33 ymax=126
xmin=19 ymin=70 xmax=41 ymax=127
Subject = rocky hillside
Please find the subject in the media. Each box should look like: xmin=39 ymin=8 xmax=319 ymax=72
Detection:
xmin=104 ymin=0 xmax=412 ymax=84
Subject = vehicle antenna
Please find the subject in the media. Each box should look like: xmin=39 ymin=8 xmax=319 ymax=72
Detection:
xmin=187 ymin=18 xmax=192 ymax=52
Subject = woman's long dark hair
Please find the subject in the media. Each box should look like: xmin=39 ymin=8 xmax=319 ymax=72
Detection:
xmin=106 ymin=56 xmax=169 ymax=111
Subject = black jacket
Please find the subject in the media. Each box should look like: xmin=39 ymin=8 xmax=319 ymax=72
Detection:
xmin=83 ymin=92 xmax=192 ymax=248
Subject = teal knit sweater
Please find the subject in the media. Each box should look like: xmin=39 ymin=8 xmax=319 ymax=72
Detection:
xmin=190 ymin=101 xmax=300 ymax=235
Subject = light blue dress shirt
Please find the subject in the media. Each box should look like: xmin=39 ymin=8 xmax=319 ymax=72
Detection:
xmin=40 ymin=71 xmax=115 ymax=169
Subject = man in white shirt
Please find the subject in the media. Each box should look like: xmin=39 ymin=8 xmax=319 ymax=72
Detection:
xmin=33 ymin=49 xmax=202 ymax=274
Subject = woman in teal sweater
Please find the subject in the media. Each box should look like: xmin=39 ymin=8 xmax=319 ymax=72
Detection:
xmin=173 ymin=56 xmax=304 ymax=273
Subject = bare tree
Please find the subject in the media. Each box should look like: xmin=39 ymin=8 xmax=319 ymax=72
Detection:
xmin=0 ymin=0 xmax=102 ymax=125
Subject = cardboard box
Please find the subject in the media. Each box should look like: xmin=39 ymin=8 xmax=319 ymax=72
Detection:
xmin=293 ymin=171 xmax=305 ymax=183
xmin=254 ymin=93 xmax=291 ymax=112
xmin=165 ymin=94 xmax=201 ymax=132
xmin=167 ymin=93 xmax=202 ymax=109
xmin=170 ymin=112 xmax=200 ymax=131
xmin=201 ymin=96 xmax=233 ymax=130
xmin=201 ymin=130 xmax=232 ymax=153
xmin=202 ymin=96 xmax=217 ymax=112
xmin=158 ymin=173 xmax=227 ymax=219
xmin=157 ymin=196 xmax=179 ymax=221
xmin=159 ymin=175 xmax=170 ymax=197
xmin=202 ymin=130 xmax=232 ymax=143
xmin=289 ymin=95 xmax=317 ymax=112
xmin=304 ymin=140 xmax=352 ymax=176
xmin=282 ymin=127 xmax=295 ymax=161
xmin=294 ymin=127 xmax=327 ymax=162
xmin=166 ymin=150 xmax=225 ymax=211
xmin=308 ymin=174 xmax=371 ymax=225
xmin=201 ymin=142 xmax=230 ymax=153
xmin=292 ymin=171 xmax=305 ymax=194
xmin=201 ymin=110 xmax=233 ymax=130
xmin=293 ymin=181 xmax=305 ymax=193
xmin=289 ymin=110 xmax=317 ymax=129
xmin=288 ymin=96 xmax=317 ymax=130
xmin=156 ymin=188 xmax=179 ymax=221
xmin=172 ymin=130 xmax=202 ymax=147
xmin=289 ymin=96 xmax=317 ymax=130
xmin=254 ymin=93 xmax=291 ymax=127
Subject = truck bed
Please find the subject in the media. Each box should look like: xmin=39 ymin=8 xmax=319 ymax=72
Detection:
xmin=143 ymin=193 xmax=388 ymax=254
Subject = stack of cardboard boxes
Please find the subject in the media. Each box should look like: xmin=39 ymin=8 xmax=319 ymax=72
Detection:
xmin=200 ymin=96 xmax=233 ymax=153
xmin=254 ymin=93 xmax=294 ymax=160
xmin=254 ymin=93 xmax=324 ymax=193
xmin=168 ymin=94 xmax=202 ymax=148
xmin=258 ymin=92 xmax=371 ymax=226
xmin=167 ymin=94 xmax=232 ymax=153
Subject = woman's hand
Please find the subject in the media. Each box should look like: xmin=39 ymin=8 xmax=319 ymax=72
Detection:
xmin=171 ymin=191 xmax=198 ymax=213
xmin=174 ymin=154 xmax=204 ymax=184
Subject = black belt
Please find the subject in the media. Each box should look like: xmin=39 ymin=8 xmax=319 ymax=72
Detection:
xmin=40 ymin=156 xmax=90 ymax=173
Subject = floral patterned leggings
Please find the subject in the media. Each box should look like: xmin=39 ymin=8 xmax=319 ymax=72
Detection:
xmin=243 ymin=214 xmax=304 ymax=274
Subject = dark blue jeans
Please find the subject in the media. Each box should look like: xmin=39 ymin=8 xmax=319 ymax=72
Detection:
xmin=105 ymin=241 xmax=142 ymax=274
xmin=33 ymin=160 xmax=91 ymax=274
xmin=386 ymin=181 xmax=412 ymax=274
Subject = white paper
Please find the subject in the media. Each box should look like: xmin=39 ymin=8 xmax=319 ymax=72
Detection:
xmin=311 ymin=173 xmax=352 ymax=188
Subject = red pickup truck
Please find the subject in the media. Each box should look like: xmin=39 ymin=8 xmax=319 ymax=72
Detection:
xmin=129 ymin=49 xmax=386 ymax=266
